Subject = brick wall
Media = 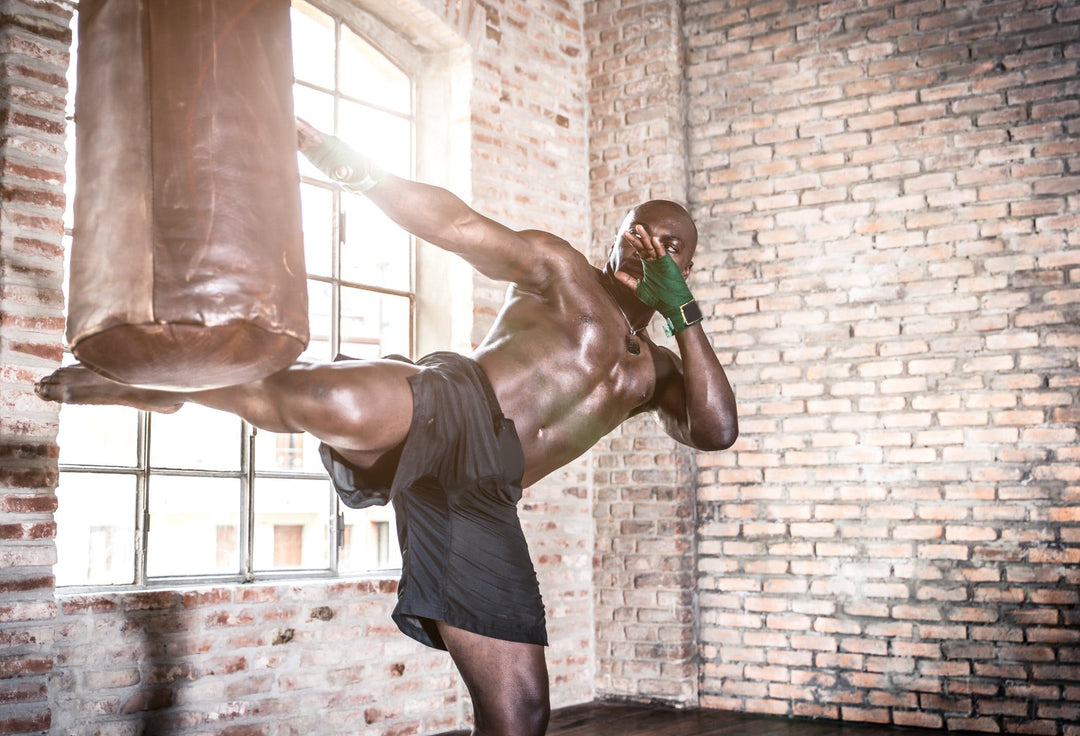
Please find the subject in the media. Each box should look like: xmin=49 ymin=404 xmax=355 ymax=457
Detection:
xmin=585 ymin=0 xmax=701 ymax=706
xmin=0 ymin=0 xmax=71 ymax=733
xmin=685 ymin=0 xmax=1080 ymax=733
xmin=2 ymin=0 xmax=593 ymax=734
xmin=50 ymin=581 xmax=461 ymax=734
xmin=467 ymin=0 xmax=590 ymax=346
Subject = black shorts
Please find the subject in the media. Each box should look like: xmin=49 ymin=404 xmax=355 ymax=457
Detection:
xmin=320 ymin=352 xmax=547 ymax=650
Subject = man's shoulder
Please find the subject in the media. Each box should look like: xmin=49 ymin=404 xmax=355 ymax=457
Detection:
xmin=517 ymin=229 xmax=591 ymax=271
xmin=504 ymin=229 xmax=596 ymax=297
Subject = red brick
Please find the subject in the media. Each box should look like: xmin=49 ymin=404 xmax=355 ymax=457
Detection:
xmin=0 ymin=710 xmax=50 ymax=734
xmin=0 ymin=522 xmax=55 ymax=540
xmin=895 ymin=710 xmax=943 ymax=728
xmin=0 ymin=655 xmax=51 ymax=679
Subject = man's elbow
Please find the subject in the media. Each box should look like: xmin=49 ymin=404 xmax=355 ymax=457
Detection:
xmin=694 ymin=418 xmax=738 ymax=452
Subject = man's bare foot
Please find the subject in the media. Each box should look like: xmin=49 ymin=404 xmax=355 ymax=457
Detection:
xmin=36 ymin=364 xmax=185 ymax=414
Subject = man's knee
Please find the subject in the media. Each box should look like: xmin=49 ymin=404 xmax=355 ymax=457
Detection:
xmin=477 ymin=687 xmax=549 ymax=736
xmin=514 ymin=684 xmax=550 ymax=736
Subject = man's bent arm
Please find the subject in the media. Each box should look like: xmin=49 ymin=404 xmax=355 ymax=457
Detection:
xmin=659 ymin=326 xmax=738 ymax=451
xmin=620 ymin=226 xmax=738 ymax=451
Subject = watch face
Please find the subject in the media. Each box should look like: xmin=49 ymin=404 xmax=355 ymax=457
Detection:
xmin=682 ymin=300 xmax=703 ymax=325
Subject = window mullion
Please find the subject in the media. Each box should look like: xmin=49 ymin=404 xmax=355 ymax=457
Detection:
xmin=241 ymin=423 xmax=255 ymax=582
xmin=329 ymin=488 xmax=341 ymax=574
xmin=135 ymin=411 xmax=150 ymax=587
xmin=328 ymin=16 xmax=344 ymax=574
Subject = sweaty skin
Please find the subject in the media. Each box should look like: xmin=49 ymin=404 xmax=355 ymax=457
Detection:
xmin=471 ymin=223 xmax=731 ymax=487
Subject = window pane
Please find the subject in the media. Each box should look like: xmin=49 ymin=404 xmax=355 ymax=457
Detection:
xmin=55 ymin=473 xmax=136 ymax=586
xmin=147 ymin=476 xmax=241 ymax=577
xmin=58 ymin=404 xmax=138 ymax=467
xmin=340 ymin=287 xmax=410 ymax=359
xmin=341 ymin=195 xmax=411 ymax=290
xmin=301 ymin=183 xmax=334 ymax=278
xmin=252 ymin=477 xmax=332 ymax=571
xmin=293 ymin=84 xmax=335 ymax=131
xmin=339 ymin=504 xmax=401 ymax=572
xmin=337 ymin=100 xmax=410 ymax=179
xmin=253 ymin=429 xmax=324 ymax=474
xmin=339 ymin=26 xmax=410 ymax=114
xmin=304 ymin=279 xmax=333 ymax=361
xmin=148 ymin=405 xmax=241 ymax=471
xmin=290 ymin=2 xmax=335 ymax=90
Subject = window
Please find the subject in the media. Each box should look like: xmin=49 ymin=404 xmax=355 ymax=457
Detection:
xmin=53 ymin=0 xmax=439 ymax=588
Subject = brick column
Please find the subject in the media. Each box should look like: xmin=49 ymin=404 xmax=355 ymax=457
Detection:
xmin=586 ymin=0 xmax=699 ymax=706
xmin=0 ymin=1 xmax=72 ymax=734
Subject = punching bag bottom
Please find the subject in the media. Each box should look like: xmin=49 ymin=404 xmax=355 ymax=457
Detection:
xmin=73 ymin=323 xmax=304 ymax=391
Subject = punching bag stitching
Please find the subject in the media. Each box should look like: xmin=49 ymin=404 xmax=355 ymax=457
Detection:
xmin=183 ymin=0 xmax=268 ymax=279
xmin=142 ymin=0 xmax=156 ymax=324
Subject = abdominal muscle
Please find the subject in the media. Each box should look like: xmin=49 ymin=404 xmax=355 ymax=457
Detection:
xmin=472 ymin=284 xmax=657 ymax=488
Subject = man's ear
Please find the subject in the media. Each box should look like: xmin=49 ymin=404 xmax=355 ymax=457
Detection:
xmin=682 ymin=260 xmax=694 ymax=278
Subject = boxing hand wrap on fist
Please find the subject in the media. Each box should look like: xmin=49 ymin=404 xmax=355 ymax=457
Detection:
xmin=303 ymin=135 xmax=385 ymax=193
xmin=636 ymin=255 xmax=704 ymax=337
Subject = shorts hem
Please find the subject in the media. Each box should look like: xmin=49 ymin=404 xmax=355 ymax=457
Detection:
xmin=394 ymin=606 xmax=548 ymax=651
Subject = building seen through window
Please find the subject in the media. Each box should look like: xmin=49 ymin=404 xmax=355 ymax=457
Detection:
xmin=54 ymin=0 xmax=418 ymax=587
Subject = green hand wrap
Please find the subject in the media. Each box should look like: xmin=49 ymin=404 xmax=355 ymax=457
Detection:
xmin=302 ymin=135 xmax=385 ymax=193
xmin=636 ymin=254 xmax=703 ymax=336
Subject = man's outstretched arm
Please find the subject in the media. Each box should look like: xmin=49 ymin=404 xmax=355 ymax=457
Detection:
xmin=297 ymin=120 xmax=557 ymax=289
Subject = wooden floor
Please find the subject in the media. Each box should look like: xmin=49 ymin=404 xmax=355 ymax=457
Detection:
xmin=436 ymin=701 xmax=966 ymax=735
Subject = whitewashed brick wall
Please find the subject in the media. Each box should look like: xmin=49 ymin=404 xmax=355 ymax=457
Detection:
xmin=684 ymin=0 xmax=1080 ymax=732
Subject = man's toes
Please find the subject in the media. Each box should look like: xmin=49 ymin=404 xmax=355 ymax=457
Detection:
xmin=35 ymin=375 xmax=58 ymax=401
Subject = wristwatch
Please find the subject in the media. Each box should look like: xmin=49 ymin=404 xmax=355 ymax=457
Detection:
xmin=663 ymin=299 xmax=703 ymax=336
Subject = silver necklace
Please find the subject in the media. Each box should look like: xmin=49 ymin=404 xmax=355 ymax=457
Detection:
xmin=600 ymin=273 xmax=647 ymax=356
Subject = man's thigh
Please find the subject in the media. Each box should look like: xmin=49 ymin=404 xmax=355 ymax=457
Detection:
xmin=437 ymin=621 xmax=549 ymax=736
xmin=264 ymin=357 xmax=419 ymax=454
xmin=182 ymin=357 xmax=419 ymax=465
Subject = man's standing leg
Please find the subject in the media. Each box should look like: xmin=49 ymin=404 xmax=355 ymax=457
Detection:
xmin=437 ymin=622 xmax=550 ymax=736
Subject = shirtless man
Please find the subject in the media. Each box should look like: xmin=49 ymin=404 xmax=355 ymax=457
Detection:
xmin=37 ymin=123 xmax=738 ymax=736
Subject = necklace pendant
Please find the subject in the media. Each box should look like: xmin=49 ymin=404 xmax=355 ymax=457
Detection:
xmin=626 ymin=334 xmax=641 ymax=356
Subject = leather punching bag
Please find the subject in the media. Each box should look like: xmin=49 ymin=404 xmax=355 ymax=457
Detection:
xmin=67 ymin=0 xmax=308 ymax=390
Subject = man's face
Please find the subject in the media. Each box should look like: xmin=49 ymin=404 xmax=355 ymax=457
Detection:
xmin=609 ymin=200 xmax=698 ymax=282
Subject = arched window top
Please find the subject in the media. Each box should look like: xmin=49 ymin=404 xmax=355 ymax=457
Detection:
xmin=291 ymin=1 xmax=412 ymax=115
xmin=300 ymin=0 xmax=468 ymax=65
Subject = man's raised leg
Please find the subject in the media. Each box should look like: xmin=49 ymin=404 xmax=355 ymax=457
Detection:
xmin=437 ymin=622 xmax=550 ymax=736
xmin=36 ymin=358 xmax=420 ymax=460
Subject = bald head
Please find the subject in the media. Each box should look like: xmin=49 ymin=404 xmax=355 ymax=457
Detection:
xmin=606 ymin=199 xmax=699 ymax=285
xmin=620 ymin=200 xmax=698 ymax=257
